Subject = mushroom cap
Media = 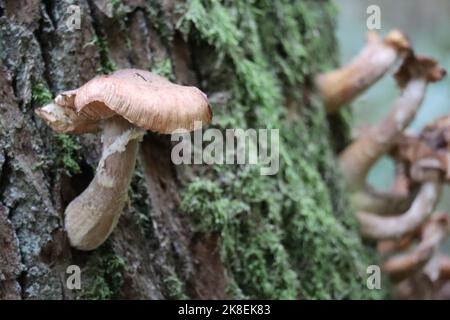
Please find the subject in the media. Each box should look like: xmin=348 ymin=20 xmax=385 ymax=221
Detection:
xmin=35 ymin=102 xmax=100 ymax=134
xmin=421 ymin=115 xmax=450 ymax=146
xmin=71 ymin=69 xmax=212 ymax=134
xmin=383 ymin=29 xmax=411 ymax=53
xmin=394 ymin=117 xmax=450 ymax=182
xmin=395 ymin=54 xmax=447 ymax=88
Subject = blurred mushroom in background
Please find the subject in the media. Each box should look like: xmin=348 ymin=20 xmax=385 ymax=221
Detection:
xmin=319 ymin=29 xmax=450 ymax=299
xmin=316 ymin=30 xmax=411 ymax=114
xmin=372 ymin=115 xmax=450 ymax=299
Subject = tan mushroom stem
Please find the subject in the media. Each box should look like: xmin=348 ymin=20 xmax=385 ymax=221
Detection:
xmin=382 ymin=215 xmax=449 ymax=282
xmin=437 ymin=255 xmax=450 ymax=281
xmin=316 ymin=30 xmax=410 ymax=114
xmin=339 ymin=79 xmax=427 ymax=189
xmin=356 ymin=173 xmax=442 ymax=240
xmin=378 ymin=234 xmax=417 ymax=257
xmin=339 ymin=53 xmax=446 ymax=190
xmin=351 ymin=186 xmax=417 ymax=216
xmin=65 ymin=116 xmax=144 ymax=250
xmin=349 ymin=150 xmax=416 ymax=215
xmin=391 ymin=161 xmax=411 ymax=194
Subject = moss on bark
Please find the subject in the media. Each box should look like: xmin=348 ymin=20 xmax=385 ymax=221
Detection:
xmin=178 ymin=0 xmax=384 ymax=299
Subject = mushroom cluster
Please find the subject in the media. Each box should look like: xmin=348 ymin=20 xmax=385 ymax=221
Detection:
xmin=36 ymin=69 xmax=212 ymax=250
xmin=380 ymin=116 xmax=450 ymax=298
xmin=316 ymin=30 xmax=411 ymax=114
xmin=317 ymin=31 xmax=450 ymax=298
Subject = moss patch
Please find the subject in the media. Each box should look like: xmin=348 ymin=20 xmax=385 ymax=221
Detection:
xmin=30 ymin=81 xmax=83 ymax=175
xmin=31 ymin=81 xmax=52 ymax=105
xmin=163 ymin=272 xmax=189 ymax=300
xmin=151 ymin=58 xmax=174 ymax=80
xmin=178 ymin=0 xmax=384 ymax=299
xmin=79 ymin=246 xmax=126 ymax=300
xmin=92 ymin=35 xmax=118 ymax=74
xmin=54 ymin=134 xmax=82 ymax=175
xmin=129 ymin=166 xmax=153 ymax=238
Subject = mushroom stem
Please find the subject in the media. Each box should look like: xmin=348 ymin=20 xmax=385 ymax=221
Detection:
xmin=382 ymin=215 xmax=449 ymax=282
xmin=339 ymin=78 xmax=427 ymax=189
xmin=351 ymin=186 xmax=417 ymax=215
xmin=356 ymin=176 xmax=441 ymax=240
xmin=65 ymin=116 xmax=144 ymax=250
xmin=437 ymin=255 xmax=450 ymax=281
xmin=377 ymin=234 xmax=417 ymax=257
xmin=316 ymin=30 xmax=410 ymax=114
xmin=351 ymin=161 xmax=415 ymax=214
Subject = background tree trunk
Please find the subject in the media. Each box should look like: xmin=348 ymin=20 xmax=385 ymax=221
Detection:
xmin=0 ymin=0 xmax=384 ymax=299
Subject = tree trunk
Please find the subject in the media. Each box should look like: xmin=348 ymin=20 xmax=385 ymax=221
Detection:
xmin=0 ymin=0 xmax=383 ymax=299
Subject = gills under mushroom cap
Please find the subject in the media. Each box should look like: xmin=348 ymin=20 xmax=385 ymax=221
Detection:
xmin=71 ymin=69 xmax=212 ymax=134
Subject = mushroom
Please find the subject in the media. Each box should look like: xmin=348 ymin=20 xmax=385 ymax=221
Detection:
xmin=436 ymin=255 xmax=450 ymax=281
xmin=339 ymin=53 xmax=446 ymax=190
xmin=377 ymin=213 xmax=450 ymax=299
xmin=356 ymin=169 xmax=442 ymax=240
xmin=355 ymin=114 xmax=450 ymax=241
xmin=350 ymin=184 xmax=417 ymax=216
xmin=414 ymin=115 xmax=450 ymax=181
xmin=390 ymin=234 xmax=450 ymax=299
xmin=393 ymin=255 xmax=450 ymax=299
xmin=35 ymin=98 xmax=100 ymax=134
xmin=393 ymin=116 xmax=450 ymax=187
xmin=316 ymin=30 xmax=411 ymax=114
xmin=382 ymin=214 xmax=450 ymax=283
xmin=347 ymin=130 xmax=418 ymax=215
xmin=36 ymin=69 xmax=212 ymax=250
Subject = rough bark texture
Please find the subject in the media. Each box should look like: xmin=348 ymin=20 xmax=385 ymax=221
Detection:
xmin=0 ymin=0 xmax=384 ymax=299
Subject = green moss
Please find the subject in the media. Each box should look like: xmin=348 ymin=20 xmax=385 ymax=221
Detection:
xmin=178 ymin=0 xmax=384 ymax=299
xmin=30 ymin=82 xmax=83 ymax=175
xmin=163 ymin=273 xmax=188 ymax=300
xmin=54 ymin=134 xmax=81 ymax=175
xmin=110 ymin=0 xmax=121 ymax=11
xmin=80 ymin=247 xmax=126 ymax=300
xmin=181 ymin=179 xmax=247 ymax=233
xmin=129 ymin=166 xmax=153 ymax=238
xmin=144 ymin=0 xmax=176 ymax=41
xmin=93 ymin=35 xmax=117 ymax=74
xmin=151 ymin=58 xmax=174 ymax=80
xmin=31 ymin=81 xmax=52 ymax=105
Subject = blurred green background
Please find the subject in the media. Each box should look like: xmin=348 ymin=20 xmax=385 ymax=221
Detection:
xmin=336 ymin=0 xmax=450 ymax=212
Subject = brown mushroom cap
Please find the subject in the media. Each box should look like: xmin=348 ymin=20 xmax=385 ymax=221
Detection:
xmin=395 ymin=54 xmax=447 ymax=88
xmin=71 ymin=69 xmax=212 ymax=134
xmin=382 ymin=213 xmax=450 ymax=282
xmin=393 ymin=117 xmax=450 ymax=182
xmin=383 ymin=29 xmax=411 ymax=53
xmin=35 ymin=102 xmax=100 ymax=134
